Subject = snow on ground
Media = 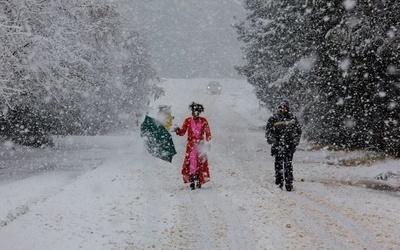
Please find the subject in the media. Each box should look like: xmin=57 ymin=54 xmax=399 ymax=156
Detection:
xmin=0 ymin=78 xmax=399 ymax=249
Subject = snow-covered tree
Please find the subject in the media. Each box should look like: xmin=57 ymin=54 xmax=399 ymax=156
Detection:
xmin=0 ymin=0 xmax=160 ymax=145
xmin=236 ymin=0 xmax=400 ymax=156
xmin=305 ymin=0 xmax=400 ymax=155
xmin=235 ymin=0 xmax=313 ymax=112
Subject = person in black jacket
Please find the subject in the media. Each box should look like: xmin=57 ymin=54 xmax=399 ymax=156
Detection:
xmin=265 ymin=100 xmax=302 ymax=191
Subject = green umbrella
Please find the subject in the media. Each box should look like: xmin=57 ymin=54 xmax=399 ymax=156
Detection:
xmin=140 ymin=115 xmax=177 ymax=163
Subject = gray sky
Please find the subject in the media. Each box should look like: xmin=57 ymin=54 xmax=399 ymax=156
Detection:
xmin=118 ymin=0 xmax=245 ymax=78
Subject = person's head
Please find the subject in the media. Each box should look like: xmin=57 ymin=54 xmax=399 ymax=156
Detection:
xmin=189 ymin=102 xmax=204 ymax=118
xmin=278 ymin=99 xmax=289 ymax=113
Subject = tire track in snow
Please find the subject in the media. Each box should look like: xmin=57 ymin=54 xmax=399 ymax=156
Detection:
xmin=169 ymin=169 xmax=257 ymax=249
xmin=289 ymin=196 xmax=343 ymax=249
xmin=194 ymin=189 xmax=257 ymax=250
xmin=133 ymin=154 xmax=180 ymax=249
xmin=163 ymin=187 xmax=215 ymax=250
xmin=168 ymin=197 xmax=205 ymax=250
xmin=187 ymin=190 xmax=216 ymax=249
xmin=287 ymin=188 xmax=381 ymax=250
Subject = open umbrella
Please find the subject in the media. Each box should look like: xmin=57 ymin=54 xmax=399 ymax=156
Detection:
xmin=140 ymin=115 xmax=177 ymax=163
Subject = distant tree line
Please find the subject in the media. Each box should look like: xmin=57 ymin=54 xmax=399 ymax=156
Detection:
xmin=235 ymin=0 xmax=400 ymax=156
xmin=0 ymin=0 xmax=162 ymax=147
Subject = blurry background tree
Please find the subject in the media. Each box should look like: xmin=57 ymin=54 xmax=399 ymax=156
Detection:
xmin=0 ymin=0 xmax=160 ymax=146
xmin=236 ymin=0 xmax=400 ymax=156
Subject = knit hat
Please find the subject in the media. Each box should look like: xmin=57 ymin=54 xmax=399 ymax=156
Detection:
xmin=278 ymin=99 xmax=290 ymax=111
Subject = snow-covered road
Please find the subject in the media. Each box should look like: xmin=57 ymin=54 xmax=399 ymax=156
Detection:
xmin=0 ymin=78 xmax=399 ymax=249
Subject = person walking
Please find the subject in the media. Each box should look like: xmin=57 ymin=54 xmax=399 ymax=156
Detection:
xmin=174 ymin=102 xmax=212 ymax=190
xmin=265 ymin=100 xmax=302 ymax=191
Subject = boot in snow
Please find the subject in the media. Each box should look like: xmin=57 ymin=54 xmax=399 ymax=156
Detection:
xmin=190 ymin=175 xmax=195 ymax=190
xmin=195 ymin=174 xmax=201 ymax=188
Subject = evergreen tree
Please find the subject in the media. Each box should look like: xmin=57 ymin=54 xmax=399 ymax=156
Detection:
xmin=236 ymin=0 xmax=400 ymax=156
xmin=235 ymin=0 xmax=308 ymax=112
xmin=305 ymin=0 xmax=400 ymax=155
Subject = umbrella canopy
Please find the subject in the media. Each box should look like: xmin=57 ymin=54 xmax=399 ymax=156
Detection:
xmin=140 ymin=115 xmax=177 ymax=163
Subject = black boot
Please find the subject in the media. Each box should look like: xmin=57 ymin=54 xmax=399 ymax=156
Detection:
xmin=195 ymin=174 xmax=201 ymax=188
xmin=190 ymin=175 xmax=195 ymax=190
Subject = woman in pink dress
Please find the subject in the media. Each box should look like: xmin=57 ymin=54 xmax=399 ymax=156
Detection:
xmin=174 ymin=102 xmax=212 ymax=190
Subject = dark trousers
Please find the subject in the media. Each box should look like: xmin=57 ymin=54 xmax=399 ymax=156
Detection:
xmin=274 ymin=152 xmax=293 ymax=187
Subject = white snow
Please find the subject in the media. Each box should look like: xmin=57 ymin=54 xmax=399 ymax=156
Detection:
xmin=343 ymin=0 xmax=357 ymax=10
xmin=1 ymin=78 xmax=399 ymax=249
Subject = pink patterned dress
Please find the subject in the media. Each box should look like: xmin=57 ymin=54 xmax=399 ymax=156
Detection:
xmin=175 ymin=116 xmax=212 ymax=184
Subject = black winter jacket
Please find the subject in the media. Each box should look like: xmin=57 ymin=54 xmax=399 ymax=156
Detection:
xmin=265 ymin=111 xmax=302 ymax=156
